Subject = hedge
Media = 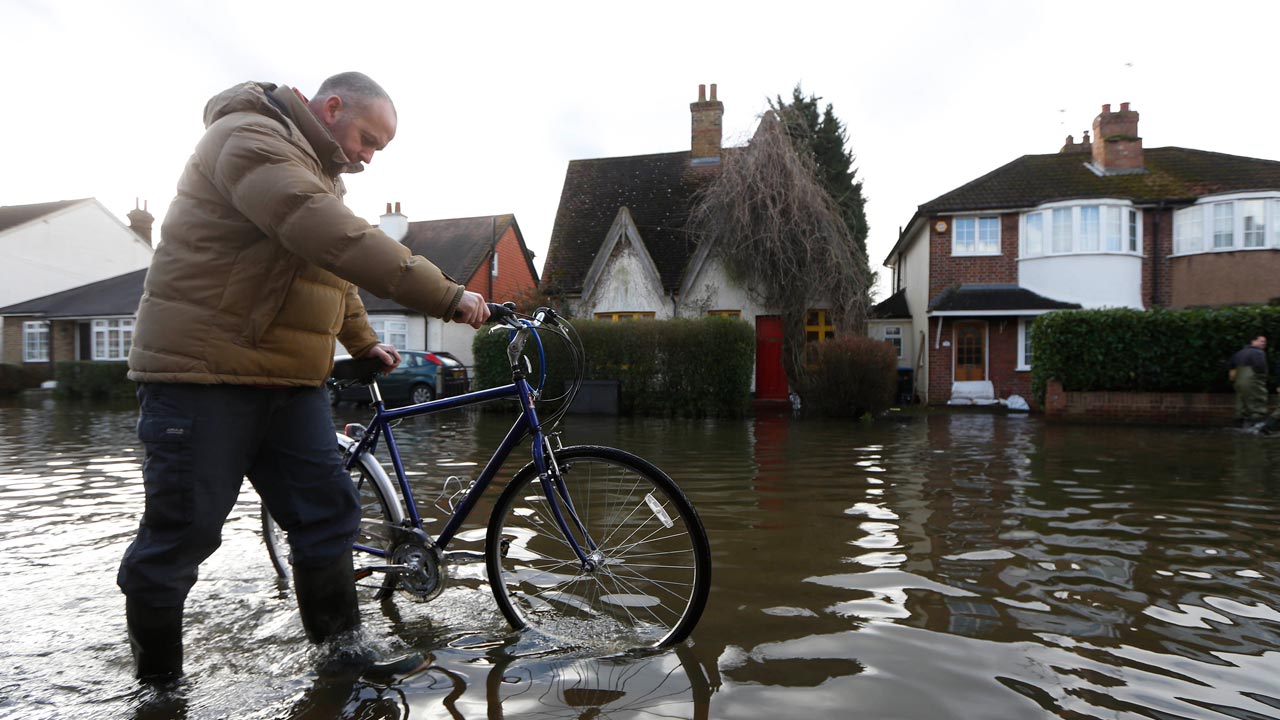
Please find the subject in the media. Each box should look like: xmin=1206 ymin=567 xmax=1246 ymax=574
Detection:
xmin=796 ymin=335 xmax=898 ymax=418
xmin=54 ymin=361 xmax=135 ymax=400
xmin=0 ymin=364 xmax=33 ymax=396
xmin=473 ymin=316 xmax=754 ymax=417
xmin=1030 ymin=305 xmax=1280 ymax=402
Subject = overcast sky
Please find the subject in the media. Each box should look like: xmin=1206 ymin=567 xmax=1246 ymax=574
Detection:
xmin=7 ymin=0 xmax=1280 ymax=300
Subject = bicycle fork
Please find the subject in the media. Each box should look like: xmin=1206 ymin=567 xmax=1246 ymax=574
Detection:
xmin=534 ymin=440 xmax=602 ymax=573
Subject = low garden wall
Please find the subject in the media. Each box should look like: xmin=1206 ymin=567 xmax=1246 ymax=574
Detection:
xmin=1043 ymin=379 xmax=1250 ymax=425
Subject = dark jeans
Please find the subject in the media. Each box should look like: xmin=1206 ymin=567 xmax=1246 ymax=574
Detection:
xmin=118 ymin=383 xmax=359 ymax=607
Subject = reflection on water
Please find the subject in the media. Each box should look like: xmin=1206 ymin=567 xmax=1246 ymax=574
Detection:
xmin=1 ymin=396 xmax=1279 ymax=719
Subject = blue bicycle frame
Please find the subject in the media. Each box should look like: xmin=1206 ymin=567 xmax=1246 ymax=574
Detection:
xmin=340 ymin=338 xmax=596 ymax=568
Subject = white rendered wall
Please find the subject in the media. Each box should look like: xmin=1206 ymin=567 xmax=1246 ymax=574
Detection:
xmin=584 ymin=244 xmax=672 ymax=318
xmin=900 ymin=224 xmax=931 ymax=399
xmin=1018 ymin=254 xmax=1144 ymax=309
xmin=0 ymin=200 xmax=153 ymax=307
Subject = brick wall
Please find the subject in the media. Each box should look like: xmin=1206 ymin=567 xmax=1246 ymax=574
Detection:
xmin=1044 ymin=378 xmax=1245 ymax=425
xmin=927 ymin=213 xmax=1020 ymax=298
xmin=463 ymin=225 xmax=539 ymax=302
xmin=927 ymin=315 xmax=1036 ymax=406
xmin=1141 ymin=207 xmax=1173 ymax=308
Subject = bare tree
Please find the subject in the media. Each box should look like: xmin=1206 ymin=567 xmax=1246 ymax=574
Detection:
xmin=688 ymin=111 xmax=871 ymax=386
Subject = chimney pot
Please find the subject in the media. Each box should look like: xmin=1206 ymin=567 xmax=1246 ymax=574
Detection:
xmin=386 ymin=202 xmax=392 ymax=213
xmin=395 ymin=201 xmax=401 ymax=214
xmin=1102 ymin=103 xmax=1111 ymax=113
xmin=1065 ymin=134 xmax=1074 ymax=145
xmin=1120 ymin=102 xmax=1130 ymax=111
xmin=698 ymin=84 xmax=706 ymax=102
xmin=710 ymin=83 xmax=717 ymax=101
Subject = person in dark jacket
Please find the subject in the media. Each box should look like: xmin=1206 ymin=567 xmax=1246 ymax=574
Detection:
xmin=1228 ymin=335 xmax=1268 ymax=425
xmin=118 ymin=72 xmax=490 ymax=685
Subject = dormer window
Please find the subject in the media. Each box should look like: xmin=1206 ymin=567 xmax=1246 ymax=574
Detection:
xmin=1021 ymin=201 xmax=1140 ymax=258
xmin=1173 ymin=194 xmax=1280 ymax=255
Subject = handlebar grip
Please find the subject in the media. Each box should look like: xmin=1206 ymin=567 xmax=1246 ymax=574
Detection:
xmin=487 ymin=302 xmax=518 ymax=321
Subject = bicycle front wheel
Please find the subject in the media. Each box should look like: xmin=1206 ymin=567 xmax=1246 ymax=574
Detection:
xmin=486 ymin=446 xmax=711 ymax=649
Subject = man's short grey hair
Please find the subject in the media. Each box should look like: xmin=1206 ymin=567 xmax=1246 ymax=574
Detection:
xmin=315 ymin=72 xmax=396 ymax=117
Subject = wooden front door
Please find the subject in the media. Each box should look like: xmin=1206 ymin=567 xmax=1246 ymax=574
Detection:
xmin=755 ymin=315 xmax=788 ymax=401
xmin=954 ymin=320 xmax=986 ymax=382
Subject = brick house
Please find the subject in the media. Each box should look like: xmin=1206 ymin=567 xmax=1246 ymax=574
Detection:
xmin=877 ymin=103 xmax=1280 ymax=406
xmin=541 ymin=84 xmax=848 ymax=403
xmin=368 ymin=205 xmax=540 ymax=366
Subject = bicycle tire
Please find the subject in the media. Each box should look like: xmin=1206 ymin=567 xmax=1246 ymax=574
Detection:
xmin=260 ymin=437 xmax=401 ymax=602
xmin=486 ymin=445 xmax=711 ymax=649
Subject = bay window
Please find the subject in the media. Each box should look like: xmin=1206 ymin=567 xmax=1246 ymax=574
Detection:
xmin=1022 ymin=201 xmax=1141 ymax=258
xmin=1173 ymin=194 xmax=1280 ymax=255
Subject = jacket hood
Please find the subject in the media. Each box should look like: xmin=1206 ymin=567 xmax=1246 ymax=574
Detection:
xmin=201 ymin=82 xmax=357 ymax=176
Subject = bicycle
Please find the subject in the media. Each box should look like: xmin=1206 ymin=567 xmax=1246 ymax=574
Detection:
xmin=261 ymin=303 xmax=711 ymax=649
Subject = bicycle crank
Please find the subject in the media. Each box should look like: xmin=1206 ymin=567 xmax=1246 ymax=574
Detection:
xmin=389 ymin=540 xmax=445 ymax=603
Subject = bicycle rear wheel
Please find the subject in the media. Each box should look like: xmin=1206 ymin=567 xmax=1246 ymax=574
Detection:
xmin=486 ymin=445 xmax=711 ymax=649
xmin=260 ymin=442 xmax=399 ymax=602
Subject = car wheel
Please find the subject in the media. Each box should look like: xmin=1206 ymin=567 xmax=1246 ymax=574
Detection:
xmin=327 ymin=384 xmax=340 ymax=407
xmin=410 ymin=383 xmax=435 ymax=405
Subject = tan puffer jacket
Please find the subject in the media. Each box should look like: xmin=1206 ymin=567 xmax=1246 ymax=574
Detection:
xmin=128 ymin=82 xmax=464 ymax=386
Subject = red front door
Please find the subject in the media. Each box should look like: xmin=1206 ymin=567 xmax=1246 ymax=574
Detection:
xmin=755 ymin=315 xmax=788 ymax=401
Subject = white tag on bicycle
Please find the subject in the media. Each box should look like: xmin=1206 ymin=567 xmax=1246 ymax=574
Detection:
xmin=645 ymin=493 xmax=674 ymax=528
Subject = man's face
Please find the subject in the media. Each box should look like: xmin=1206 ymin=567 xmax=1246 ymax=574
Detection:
xmin=321 ymin=96 xmax=397 ymax=172
xmin=1252 ymin=336 xmax=1267 ymax=350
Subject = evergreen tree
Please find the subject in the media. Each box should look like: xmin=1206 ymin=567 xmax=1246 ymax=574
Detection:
xmin=770 ymin=86 xmax=872 ymax=300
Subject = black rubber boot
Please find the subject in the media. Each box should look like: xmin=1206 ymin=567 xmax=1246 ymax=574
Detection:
xmin=293 ymin=549 xmax=427 ymax=683
xmin=126 ymin=598 xmax=183 ymax=684
xmin=293 ymin=549 xmax=361 ymax=644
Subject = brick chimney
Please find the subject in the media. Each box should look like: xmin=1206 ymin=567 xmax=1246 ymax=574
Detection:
xmin=690 ymin=83 xmax=723 ymax=166
xmin=127 ymin=198 xmax=154 ymax=244
xmin=1059 ymin=130 xmax=1091 ymax=154
xmin=1091 ymin=102 xmax=1143 ymax=172
xmin=379 ymin=201 xmax=408 ymax=242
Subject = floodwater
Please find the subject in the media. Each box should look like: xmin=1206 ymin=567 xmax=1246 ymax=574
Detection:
xmin=1 ymin=395 xmax=1279 ymax=720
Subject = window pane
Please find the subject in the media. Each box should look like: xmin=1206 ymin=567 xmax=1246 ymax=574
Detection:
xmin=1175 ymin=207 xmax=1203 ymax=254
xmin=977 ymin=217 xmax=1000 ymax=253
xmin=1242 ymin=199 xmax=1265 ymax=247
xmin=1080 ymin=206 xmax=1100 ymax=251
xmin=954 ymin=218 xmax=975 ymax=253
xmin=1104 ymin=207 xmax=1122 ymax=251
xmin=1022 ymin=320 xmax=1034 ymax=367
xmin=1274 ymin=200 xmax=1280 ymax=248
xmin=1024 ymin=213 xmax=1043 ymax=256
xmin=1128 ymin=209 xmax=1138 ymax=252
xmin=1052 ymin=208 xmax=1072 ymax=253
xmin=1214 ymin=203 xmax=1234 ymax=248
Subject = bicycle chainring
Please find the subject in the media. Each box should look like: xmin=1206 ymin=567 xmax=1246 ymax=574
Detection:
xmin=390 ymin=540 xmax=445 ymax=603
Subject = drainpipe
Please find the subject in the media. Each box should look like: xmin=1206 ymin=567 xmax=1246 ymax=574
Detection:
xmin=489 ymin=216 xmax=496 ymax=301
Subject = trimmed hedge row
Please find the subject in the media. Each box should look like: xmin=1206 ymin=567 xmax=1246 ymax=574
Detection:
xmin=473 ymin=317 xmax=755 ymax=417
xmin=0 ymin=363 xmax=33 ymax=395
xmin=54 ymin=361 xmax=135 ymax=400
xmin=1030 ymin=305 xmax=1280 ymax=402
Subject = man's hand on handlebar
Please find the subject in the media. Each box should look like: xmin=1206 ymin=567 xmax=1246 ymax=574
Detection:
xmin=453 ymin=291 xmax=491 ymax=329
xmin=363 ymin=343 xmax=402 ymax=372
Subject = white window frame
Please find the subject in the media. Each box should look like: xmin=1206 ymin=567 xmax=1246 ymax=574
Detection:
xmin=1017 ymin=318 xmax=1034 ymax=371
xmin=91 ymin=318 xmax=133 ymax=361
xmin=1021 ymin=200 xmax=1142 ymax=259
xmin=23 ymin=321 xmax=49 ymax=362
xmin=490 ymin=251 xmax=499 ymax=278
xmin=952 ymin=216 xmax=1001 ymax=256
xmin=369 ymin=315 xmax=409 ymax=349
xmin=1171 ymin=192 xmax=1280 ymax=256
xmin=882 ymin=325 xmax=904 ymax=359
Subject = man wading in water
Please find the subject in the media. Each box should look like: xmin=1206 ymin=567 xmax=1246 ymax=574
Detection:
xmin=118 ymin=72 xmax=490 ymax=684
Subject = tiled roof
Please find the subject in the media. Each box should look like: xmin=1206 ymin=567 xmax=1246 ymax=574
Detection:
xmin=361 ymin=214 xmax=526 ymax=312
xmin=928 ymin=284 xmax=1081 ymax=313
xmin=920 ymin=147 xmax=1280 ymax=214
xmin=0 ymin=268 xmax=146 ymax=317
xmin=541 ymin=151 xmax=722 ymax=294
xmin=870 ymin=288 xmax=910 ymax=319
xmin=0 ymin=199 xmax=89 ymax=234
